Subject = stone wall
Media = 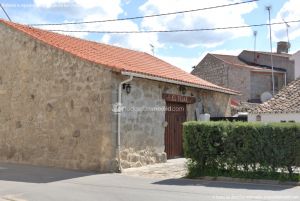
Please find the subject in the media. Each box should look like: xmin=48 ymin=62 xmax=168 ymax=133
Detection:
xmin=192 ymin=54 xmax=251 ymax=102
xmin=227 ymin=65 xmax=251 ymax=102
xmin=111 ymin=76 xmax=231 ymax=168
xmin=192 ymin=54 xmax=228 ymax=87
xmin=250 ymin=72 xmax=285 ymax=101
xmin=0 ymin=23 xmax=116 ymax=172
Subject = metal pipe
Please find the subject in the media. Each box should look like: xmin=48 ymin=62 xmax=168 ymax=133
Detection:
xmin=284 ymin=72 xmax=287 ymax=86
xmin=117 ymin=75 xmax=133 ymax=172
xmin=266 ymin=6 xmax=275 ymax=95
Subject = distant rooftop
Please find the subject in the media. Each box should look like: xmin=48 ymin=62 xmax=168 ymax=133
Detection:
xmin=250 ymin=78 xmax=300 ymax=114
xmin=210 ymin=53 xmax=286 ymax=73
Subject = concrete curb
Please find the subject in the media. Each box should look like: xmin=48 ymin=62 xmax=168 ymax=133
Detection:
xmin=195 ymin=176 xmax=300 ymax=186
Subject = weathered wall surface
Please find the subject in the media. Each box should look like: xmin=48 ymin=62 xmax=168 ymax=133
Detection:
xmin=239 ymin=50 xmax=295 ymax=83
xmin=250 ymin=72 xmax=285 ymax=101
xmin=0 ymin=23 xmax=116 ymax=172
xmin=192 ymin=54 xmax=251 ymax=102
xmin=112 ymin=76 xmax=231 ymax=168
xmin=192 ymin=54 xmax=229 ymax=88
xmin=227 ymin=65 xmax=251 ymax=102
xmin=291 ymin=51 xmax=300 ymax=79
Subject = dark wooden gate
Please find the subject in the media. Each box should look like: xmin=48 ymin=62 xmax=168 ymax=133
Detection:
xmin=164 ymin=102 xmax=186 ymax=159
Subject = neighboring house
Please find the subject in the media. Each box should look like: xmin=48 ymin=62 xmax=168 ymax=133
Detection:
xmin=192 ymin=53 xmax=286 ymax=102
xmin=290 ymin=50 xmax=300 ymax=79
xmin=192 ymin=44 xmax=295 ymax=103
xmin=0 ymin=19 xmax=237 ymax=172
xmin=248 ymin=78 xmax=300 ymax=123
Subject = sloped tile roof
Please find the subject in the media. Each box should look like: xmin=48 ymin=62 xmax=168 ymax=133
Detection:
xmin=243 ymin=50 xmax=291 ymax=58
xmin=211 ymin=54 xmax=285 ymax=73
xmin=250 ymin=78 xmax=300 ymax=114
xmin=0 ymin=19 xmax=237 ymax=95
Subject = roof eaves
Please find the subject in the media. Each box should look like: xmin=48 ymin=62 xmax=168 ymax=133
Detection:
xmin=121 ymin=70 xmax=239 ymax=95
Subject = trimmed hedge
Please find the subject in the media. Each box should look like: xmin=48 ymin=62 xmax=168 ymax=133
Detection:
xmin=183 ymin=121 xmax=300 ymax=181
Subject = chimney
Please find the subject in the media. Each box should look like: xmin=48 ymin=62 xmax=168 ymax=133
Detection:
xmin=277 ymin=41 xmax=290 ymax=54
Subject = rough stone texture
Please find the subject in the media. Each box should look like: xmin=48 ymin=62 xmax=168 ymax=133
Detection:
xmin=0 ymin=23 xmax=232 ymax=171
xmin=192 ymin=53 xmax=287 ymax=102
xmin=111 ymin=76 xmax=231 ymax=168
xmin=227 ymin=65 xmax=251 ymax=101
xmin=0 ymin=23 xmax=116 ymax=172
xmin=192 ymin=54 xmax=229 ymax=88
xmin=192 ymin=54 xmax=250 ymax=101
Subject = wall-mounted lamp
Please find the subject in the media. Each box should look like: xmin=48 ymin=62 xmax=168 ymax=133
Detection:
xmin=179 ymin=85 xmax=187 ymax=95
xmin=123 ymin=84 xmax=131 ymax=94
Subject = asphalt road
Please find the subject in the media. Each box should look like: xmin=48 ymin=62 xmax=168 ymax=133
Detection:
xmin=0 ymin=163 xmax=299 ymax=201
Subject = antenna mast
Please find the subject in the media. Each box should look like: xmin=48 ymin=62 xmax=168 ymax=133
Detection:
xmin=282 ymin=18 xmax=290 ymax=51
xmin=150 ymin=44 xmax=155 ymax=56
xmin=266 ymin=6 xmax=275 ymax=95
xmin=253 ymin=30 xmax=257 ymax=63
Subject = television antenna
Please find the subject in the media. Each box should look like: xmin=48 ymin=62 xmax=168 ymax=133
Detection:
xmin=282 ymin=18 xmax=290 ymax=50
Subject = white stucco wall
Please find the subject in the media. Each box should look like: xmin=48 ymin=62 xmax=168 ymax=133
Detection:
xmin=291 ymin=51 xmax=300 ymax=79
xmin=248 ymin=113 xmax=300 ymax=123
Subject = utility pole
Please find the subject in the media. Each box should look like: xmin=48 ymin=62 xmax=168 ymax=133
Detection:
xmin=266 ymin=6 xmax=275 ymax=95
xmin=283 ymin=18 xmax=290 ymax=51
xmin=150 ymin=44 xmax=155 ymax=56
xmin=0 ymin=3 xmax=12 ymax=22
xmin=253 ymin=30 xmax=257 ymax=63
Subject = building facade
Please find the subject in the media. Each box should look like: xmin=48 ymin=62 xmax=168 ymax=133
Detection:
xmin=0 ymin=19 xmax=236 ymax=171
xmin=192 ymin=53 xmax=287 ymax=102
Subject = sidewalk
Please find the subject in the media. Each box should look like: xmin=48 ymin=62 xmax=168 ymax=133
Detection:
xmin=122 ymin=158 xmax=187 ymax=179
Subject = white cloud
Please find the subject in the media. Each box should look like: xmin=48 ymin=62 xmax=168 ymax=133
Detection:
xmin=139 ymin=0 xmax=257 ymax=48
xmin=32 ymin=0 xmax=124 ymax=38
xmin=158 ymin=55 xmax=200 ymax=73
xmin=33 ymin=0 xmax=70 ymax=8
xmin=198 ymin=49 xmax=243 ymax=61
xmin=159 ymin=49 xmax=243 ymax=73
xmin=272 ymin=0 xmax=300 ymax=42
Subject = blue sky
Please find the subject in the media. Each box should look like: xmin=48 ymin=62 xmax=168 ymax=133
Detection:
xmin=0 ymin=0 xmax=299 ymax=72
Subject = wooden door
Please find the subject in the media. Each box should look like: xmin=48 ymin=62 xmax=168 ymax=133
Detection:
xmin=164 ymin=102 xmax=186 ymax=159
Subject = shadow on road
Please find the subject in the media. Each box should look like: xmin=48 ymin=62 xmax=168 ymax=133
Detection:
xmin=0 ymin=162 xmax=97 ymax=183
xmin=153 ymin=178 xmax=296 ymax=191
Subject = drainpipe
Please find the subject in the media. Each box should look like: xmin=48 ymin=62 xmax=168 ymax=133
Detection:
xmin=284 ymin=72 xmax=287 ymax=86
xmin=117 ymin=75 xmax=133 ymax=172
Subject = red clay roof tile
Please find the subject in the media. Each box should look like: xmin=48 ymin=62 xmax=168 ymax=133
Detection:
xmin=0 ymin=19 xmax=237 ymax=95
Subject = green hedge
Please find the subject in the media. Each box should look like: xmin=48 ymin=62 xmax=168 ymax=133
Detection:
xmin=183 ymin=121 xmax=300 ymax=181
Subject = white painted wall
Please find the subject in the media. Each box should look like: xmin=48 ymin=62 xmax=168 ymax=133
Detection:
xmin=291 ymin=51 xmax=300 ymax=79
xmin=248 ymin=113 xmax=300 ymax=123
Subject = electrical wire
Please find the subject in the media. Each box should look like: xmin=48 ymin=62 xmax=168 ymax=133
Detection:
xmin=0 ymin=3 xmax=12 ymax=21
xmin=28 ymin=0 xmax=258 ymax=26
xmin=42 ymin=19 xmax=300 ymax=34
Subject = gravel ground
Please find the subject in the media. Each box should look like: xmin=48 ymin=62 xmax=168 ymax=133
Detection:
xmin=122 ymin=158 xmax=188 ymax=179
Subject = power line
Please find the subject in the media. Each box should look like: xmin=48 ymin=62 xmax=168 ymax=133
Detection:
xmin=28 ymin=0 xmax=258 ymax=26
xmin=42 ymin=19 xmax=300 ymax=34
xmin=0 ymin=3 xmax=12 ymax=21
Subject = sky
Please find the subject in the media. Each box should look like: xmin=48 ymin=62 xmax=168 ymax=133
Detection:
xmin=0 ymin=0 xmax=300 ymax=72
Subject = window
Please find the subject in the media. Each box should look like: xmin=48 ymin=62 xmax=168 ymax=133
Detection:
xmin=256 ymin=115 xmax=261 ymax=122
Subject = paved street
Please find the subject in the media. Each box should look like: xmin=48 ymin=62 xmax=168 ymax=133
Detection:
xmin=0 ymin=162 xmax=300 ymax=201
